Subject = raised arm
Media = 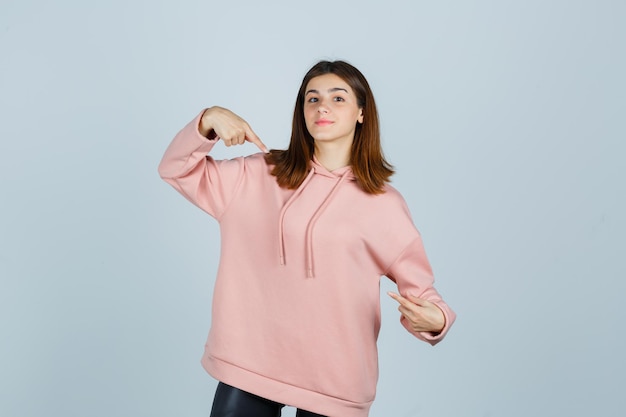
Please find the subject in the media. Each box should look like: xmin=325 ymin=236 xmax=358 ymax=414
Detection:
xmin=157 ymin=107 xmax=267 ymax=219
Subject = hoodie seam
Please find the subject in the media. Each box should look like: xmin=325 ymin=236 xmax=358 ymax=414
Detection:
xmin=165 ymin=140 xmax=216 ymax=211
xmin=214 ymin=156 xmax=247 ymax=222
xmin=382 ymin=236 xmax=420 ymax=277
xmin=208 ymin=354 xmax=374 ymax=404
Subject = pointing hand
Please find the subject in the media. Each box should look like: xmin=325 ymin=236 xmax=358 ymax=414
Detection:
xmin=200 ymin=106 xmax=269 ymax=153
xmin=387 ymin=292 xmax=445 ymax=334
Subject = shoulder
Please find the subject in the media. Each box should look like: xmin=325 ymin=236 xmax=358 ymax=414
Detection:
xmin=381 ymin=183 xmax=407 ymax=203
xmin=244 ymin=152 xmax=270 ymax=166
xmin=348 ymin=183 xmax=416 ymax=234
xmin=365 ymin=183 xmax=412 ymax=217
xmin=355 ymin=184 xmax=423 ymax=264
xmin=240 ymin=152 xmax=275 ymax=178
xmin=209 ymin=152 xmax=273 ymax=181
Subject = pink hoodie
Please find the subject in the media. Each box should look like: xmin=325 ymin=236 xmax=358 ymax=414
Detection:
xmin=158 ymin=112 xmax=456 ymax=417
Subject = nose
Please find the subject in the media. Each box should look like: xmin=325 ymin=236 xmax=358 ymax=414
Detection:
xmin=317 ymin=103 xmax=329 ymax=114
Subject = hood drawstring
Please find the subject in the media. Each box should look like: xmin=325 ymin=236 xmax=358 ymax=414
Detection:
xmin=278 ymin=168 xmax=316 ymax=266
xmin=277 ymin=166 xmax=352 ymax=278
xmin=304 ymin=171 xmax=350 ymax=277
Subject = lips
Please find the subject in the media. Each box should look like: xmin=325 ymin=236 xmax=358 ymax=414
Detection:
xmin=315 ymin=119 xmax=334 ymax=126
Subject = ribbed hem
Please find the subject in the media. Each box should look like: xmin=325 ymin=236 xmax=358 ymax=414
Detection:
xmin=202 ymin=353 xmax=372 ymax=417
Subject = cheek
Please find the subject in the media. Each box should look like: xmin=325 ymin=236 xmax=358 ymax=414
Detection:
xmin=303 ymin=107 xmax=315 ymax=123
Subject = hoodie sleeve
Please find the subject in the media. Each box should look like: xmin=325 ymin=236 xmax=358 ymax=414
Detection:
xmin=385 ymin=234 xmax=456 ymax=346
xmin=157 ymin=111 xmax=246 ymax=219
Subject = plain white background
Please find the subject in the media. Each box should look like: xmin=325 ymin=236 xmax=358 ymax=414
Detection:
xmin=1 ymin=1 xmax=624 ymax=416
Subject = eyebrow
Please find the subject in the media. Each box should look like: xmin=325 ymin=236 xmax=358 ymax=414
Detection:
xmin=305 ymin=87 xmax=349 ymax=95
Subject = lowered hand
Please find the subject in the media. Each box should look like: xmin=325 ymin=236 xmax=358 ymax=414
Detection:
xmin=387 ymin=292 xmax=445 ymax=334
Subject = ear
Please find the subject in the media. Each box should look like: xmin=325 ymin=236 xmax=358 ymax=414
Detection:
xmin=357 ymin=108 xmax=364 ymax=124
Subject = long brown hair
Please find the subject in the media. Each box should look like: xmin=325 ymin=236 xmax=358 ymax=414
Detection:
xmin=265 ymin=60 xmax=394 ymax=194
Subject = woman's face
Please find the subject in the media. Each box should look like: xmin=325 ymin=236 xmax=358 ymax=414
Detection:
xmin=303 ymin=73 xmax=364 ymax=146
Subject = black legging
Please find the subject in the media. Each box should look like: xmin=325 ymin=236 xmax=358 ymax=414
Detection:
xmin=210 ymin=382 xmax=328 ymax=417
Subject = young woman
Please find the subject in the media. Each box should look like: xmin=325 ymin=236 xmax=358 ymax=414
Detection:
xmin=158 ymin=60 xmax=456 ymax=417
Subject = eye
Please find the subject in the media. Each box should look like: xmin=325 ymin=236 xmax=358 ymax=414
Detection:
xmin=333 ymin=96 xmax=345 ymax=102
xmin=307 ymin=97 xmax=319 ymax=103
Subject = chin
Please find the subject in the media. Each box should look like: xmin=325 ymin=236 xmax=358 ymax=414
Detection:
xmin=312 ymin=136 xmax=338 ymax=143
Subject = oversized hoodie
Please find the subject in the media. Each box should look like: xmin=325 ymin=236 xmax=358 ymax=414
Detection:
xmin=158 ymin=112 xmax=456 ymax=417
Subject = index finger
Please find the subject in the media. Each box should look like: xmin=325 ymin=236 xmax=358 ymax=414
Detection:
xmin=387 ymin=291 xmax=413 ymax=308
xmin=244 ymin=125 xmax=269 ymax=153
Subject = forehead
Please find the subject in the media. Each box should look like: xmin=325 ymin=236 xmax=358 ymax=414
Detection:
xmin=305 ymin=73 xmax=353 ymax=93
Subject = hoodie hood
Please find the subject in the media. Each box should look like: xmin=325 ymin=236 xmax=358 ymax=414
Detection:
xmin=278 ymin=157 xmax=355 ymax=277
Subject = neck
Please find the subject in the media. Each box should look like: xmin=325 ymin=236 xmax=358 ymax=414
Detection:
xmin=314 ymin=140 xmax=352 ymax=171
